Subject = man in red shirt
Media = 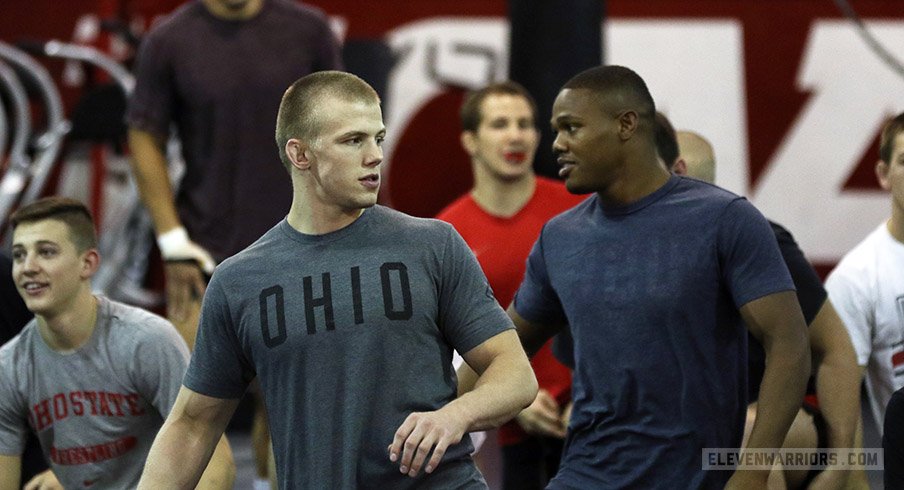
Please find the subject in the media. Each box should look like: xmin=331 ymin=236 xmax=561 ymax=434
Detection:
xmin=438 ymin=81 xmax=584 ymax=489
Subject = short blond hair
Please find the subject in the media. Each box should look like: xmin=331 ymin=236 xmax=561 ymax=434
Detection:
xmin=275 ymin=71 xmax=380 ymax=172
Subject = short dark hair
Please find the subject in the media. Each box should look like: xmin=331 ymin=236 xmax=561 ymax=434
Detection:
xmin=10 ymin=197 xmax=97 ymax=252
xmin=275 ymin=71 xmax=381 ymax=172
xmin=879 ymin=111 xmax=904 ymax=164
xmin=563 ymin=65 xmax=656 ymax=122
xmin=460 ymin=81 xmax=538 ymax=132
xmin=654 ymin=112 xmax=679 ymax=168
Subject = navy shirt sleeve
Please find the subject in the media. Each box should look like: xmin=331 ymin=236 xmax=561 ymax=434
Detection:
xmin=513 ymin=228 xmax=568 ymax=326
xmin=717 ymin=199 xmax=795 ymax=308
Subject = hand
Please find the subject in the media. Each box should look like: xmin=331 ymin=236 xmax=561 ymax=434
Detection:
xmin=164 ymin=261 xmax=208 ymax=323
xmin=388 ymin=406 xmax=469 ymax=478
xmin=724 ymin=469 xmax=768 ymax=489
xmin=515 ymin=389 xmax=566 ymax=439
xmin=24 ymin=470 xmax=63 ymax=490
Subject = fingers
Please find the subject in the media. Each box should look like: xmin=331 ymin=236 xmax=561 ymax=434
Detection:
xmin=24 ymin=470 xmax=62 ymax=490
xmin=165 ymin=262 xmax=207 ymax=322
xmin=535 ymin=389 xmax=559 ymax=410
xmin=390 ymin=412 xmax=461 ymax=477
xmin=517 ymin=392 xmax=567 ymax=438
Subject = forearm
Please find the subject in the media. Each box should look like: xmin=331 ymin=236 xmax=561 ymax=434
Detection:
xmin=128 ymin=129 xmax=182 ymax=234
xmin=139 ymin=415 xmax=223 ymax=488
xmin=0 ymin=455 xmax=21 ymax=490
xmin=809 ymin=302 xmax=860 ymax=450
xmin=814 ymin=354 xmax=859 ymax=449
xmin=447 ymin=351 xmax=537 ymax=432
xmin=747 ymin=337 xmax=810 ymax=449
xmin=196 ymin=436 xmax=236 ymax=490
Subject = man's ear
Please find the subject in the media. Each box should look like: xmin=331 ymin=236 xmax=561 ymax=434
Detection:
xmin=672 ymin=158 xmax=688 ymax=176
xmin=286 ymin=138 xmax=312 ymax=171
xmin=617 ymin=110 xmax=638 ymax=141
xmin=80 ymin=249 xmax=100 ymax=280
xmin=876 ymin=159 xmax=891 ymax=191
xmin=460 ymin=131 xmax=477 ymax=156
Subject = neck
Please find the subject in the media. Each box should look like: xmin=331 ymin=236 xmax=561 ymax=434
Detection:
xmin=37 ymin=292 xmax=98 ymax=351
xmin=596 ymin=152 xmax=671 ymax=208
xmin=470 ymin=165 xmax=536 ymax=218
xmin=887 ymin=206 xmax=904 ymax=244
xmin=202 ymin=0 xmax=263 ymax=20
xmin=287 ymin=187 xmax=366 ymax=235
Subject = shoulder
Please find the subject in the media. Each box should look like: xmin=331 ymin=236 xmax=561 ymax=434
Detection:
xmin=0 ymin=323 xmax=37 ymax=372
xmin=831 ymin=225 xmax=886 ymax=279
xmin=435 ymin=194 xmax=476 ymax=222
xmin=270 ymin=0 xmax=330 ymax=21
xmin=144 ymin=1 xmax=203 ymax=44
xmin=102 ymin=298 xmax=185 ymax=351
xmin=374 ymin=205 xmax=456 ymax=237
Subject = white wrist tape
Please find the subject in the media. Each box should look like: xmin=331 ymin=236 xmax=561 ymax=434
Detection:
xmin=156 ymin=227 xmax=190 ymax=258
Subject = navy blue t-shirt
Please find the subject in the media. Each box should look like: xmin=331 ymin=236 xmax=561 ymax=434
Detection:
xmin=514 ymin=175 xmax=794 ymax=489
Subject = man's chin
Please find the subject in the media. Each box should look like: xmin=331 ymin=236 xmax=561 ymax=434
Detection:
xmin=564 ymin=180 xmax=590 ymax=195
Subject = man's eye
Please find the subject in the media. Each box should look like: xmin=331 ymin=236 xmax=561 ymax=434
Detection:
xmin=11 ymin=250 xmax=24 ymax=261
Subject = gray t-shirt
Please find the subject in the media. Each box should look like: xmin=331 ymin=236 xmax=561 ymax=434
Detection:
xmin=0 ymin=296 xmax=189 ymax=488
xmin=185 ymin=205 xmax=511 ymax=488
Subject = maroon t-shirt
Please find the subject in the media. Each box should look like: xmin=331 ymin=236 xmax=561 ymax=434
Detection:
xmin=127 ymin=0 xmax=342 ymax=261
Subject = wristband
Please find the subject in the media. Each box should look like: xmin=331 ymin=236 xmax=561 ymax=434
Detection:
xmin=156 ymin=227 xmax=190 ymax=258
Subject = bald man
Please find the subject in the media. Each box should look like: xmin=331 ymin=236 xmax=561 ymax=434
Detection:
xmin=675 ymin=130 xmax=716 ymax=183
xmin=659 ymin=123 xmax=861 ymax=489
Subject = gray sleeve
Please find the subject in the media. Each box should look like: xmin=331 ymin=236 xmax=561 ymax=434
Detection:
xmin=0 ymin=353 xmax=26 ymax=455
xmin=437 ymin=225 xmax=514 ymax=354
xmin=183 ymin=275 xmax=255 ymax=399
xmin=131 ymin=320 xmax=190 ymax=417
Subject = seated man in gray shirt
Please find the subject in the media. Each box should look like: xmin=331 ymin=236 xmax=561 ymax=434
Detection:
xmin=0 ymin=197 xmax=234 ymax=489
xmin=138 ymin=71 xmax=538 ymax=489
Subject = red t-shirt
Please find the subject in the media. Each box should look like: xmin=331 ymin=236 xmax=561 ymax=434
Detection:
xmin=437 ymin=177 xmax=586 ymax=445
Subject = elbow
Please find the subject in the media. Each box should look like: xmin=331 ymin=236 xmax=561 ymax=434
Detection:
xmin=520 ymin=365 xmax=539 ymax=410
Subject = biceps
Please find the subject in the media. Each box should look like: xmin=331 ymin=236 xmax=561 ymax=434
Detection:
xmin=170 ymin=386 xmax=241 ymax=432
xmin=459 ymin=330 xmax=526 ymax=376
xmin=740 ymin=291 xmax=806 ymax=344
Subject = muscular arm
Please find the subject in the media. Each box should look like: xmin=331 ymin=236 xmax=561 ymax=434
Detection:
xmin=742 ymin=291 xmax=811 ymax=449
xmin=727 ymin=292 xmax=810 ymax=488
xmin=138 ymin=387 xmax=240 ymax=489
xmin=129 ymin=129 xmax=210 ymax=327
xmin=456 ymin=305 xmax=562 ymax=395
xmin=808 ymin=300 xmax=859 ymax=451
xmin=391 ymin=329 xmax=537 ymax=477
xmin=0 ymin=455 xmax=21 ymax=490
